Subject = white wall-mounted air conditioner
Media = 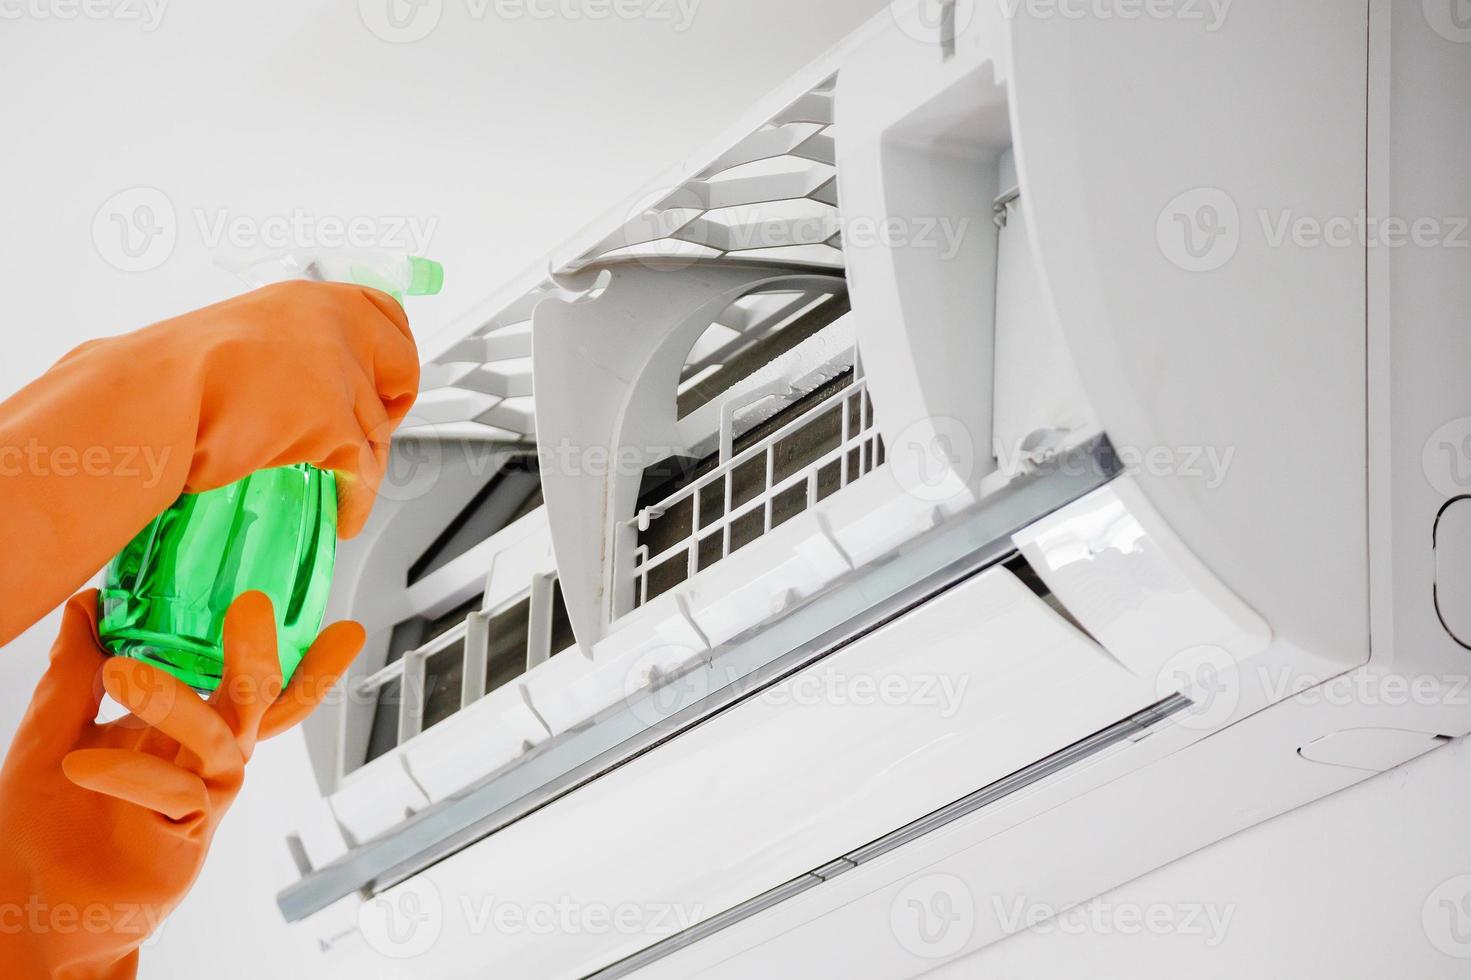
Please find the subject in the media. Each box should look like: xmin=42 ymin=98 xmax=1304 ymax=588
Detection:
xmin=274 ymin=3 xmax=1471 ymax=977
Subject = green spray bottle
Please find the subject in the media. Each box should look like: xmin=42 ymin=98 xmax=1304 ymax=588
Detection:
xmin=97 ymin=251 xmax=442 ymax=692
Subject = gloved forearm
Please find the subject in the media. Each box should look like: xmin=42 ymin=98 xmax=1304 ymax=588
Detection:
xmin=0 ymin=281 xmax=419 ymax=646
xmin=0 ymin=322 xmax=198 ymax=647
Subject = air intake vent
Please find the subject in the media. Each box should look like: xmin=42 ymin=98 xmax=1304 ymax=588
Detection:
xmin=627 ymin=369 xmax=883 ymax=608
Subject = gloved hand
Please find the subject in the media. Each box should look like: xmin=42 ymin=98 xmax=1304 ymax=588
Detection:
xmin=0 ymin=590 xmax=364 ymax=979
xmin=0 ymin=281 xmax=420 ymax=646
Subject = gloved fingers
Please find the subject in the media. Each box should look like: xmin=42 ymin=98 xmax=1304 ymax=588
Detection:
xmin=326 ymin=283 xmax=419 ymax=427
xmin=334 ymin=470 xmax=377 ymax=540
xmin=348 ymin=285 xmax=420 ymax=537
xmin=210 ymin=591 xmax=284 ymax=758
xmin=352 ymin=285 xmax=421 ymax=415
xmin=259 ymin=619 xmax=366 ymax=740
xmin=101 ymin=658 xmax=241 ymax=781
xmin=354 ymin=282 xmax=412 ymax=340
xmin=26 ymin=592 xmax=110 ymax=753
xmin=62 ymin=748 xmax=210 ymax=825
xmin=353 ymin=359 xmax=396 ymax=439
xmin=333 ymin=371 xmax=395 ymax=539
xmin=312 ymin=284 xmax=420 ymax=423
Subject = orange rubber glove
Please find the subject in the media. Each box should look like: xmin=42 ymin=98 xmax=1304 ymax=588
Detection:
xmin=0 ymin=590 xmax=364 ymax=979
xmin=0 ymin=281 xmax=420 ymax=647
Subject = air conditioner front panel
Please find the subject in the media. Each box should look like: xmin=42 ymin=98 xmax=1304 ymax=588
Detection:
xmin=1004 ymin=1 xmax=1370 ymax=672
xmin=336 ymin=564 xmax=1162 ymax=979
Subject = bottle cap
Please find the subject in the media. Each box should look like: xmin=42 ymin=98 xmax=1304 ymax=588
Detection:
xmin=407 ymin=256 xmax=444 ymax=296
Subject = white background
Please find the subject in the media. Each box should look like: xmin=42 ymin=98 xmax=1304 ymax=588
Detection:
xmin=1 ymin=1 xmax=1468 ymax=977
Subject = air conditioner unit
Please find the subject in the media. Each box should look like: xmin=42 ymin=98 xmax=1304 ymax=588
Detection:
xmin=275 ymin=2 xmax=1471 ymax=977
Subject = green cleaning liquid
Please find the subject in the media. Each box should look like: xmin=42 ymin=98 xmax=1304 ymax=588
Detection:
xmin=99 ymin=465 xmax=338 ymax=691
xmin=98 ymin=251 xmax=442 ymax=692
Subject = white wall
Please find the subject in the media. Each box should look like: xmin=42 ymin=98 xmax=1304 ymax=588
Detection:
xmin=1 ymin=2 xmax=1468 ymax=978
